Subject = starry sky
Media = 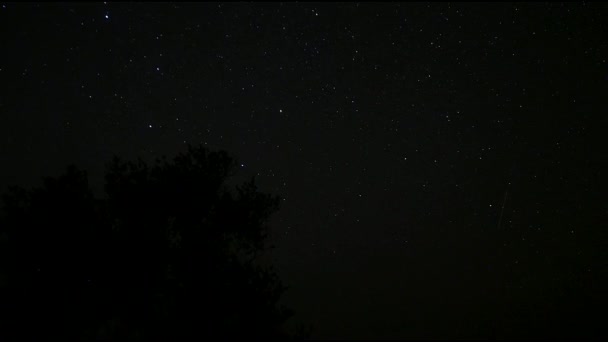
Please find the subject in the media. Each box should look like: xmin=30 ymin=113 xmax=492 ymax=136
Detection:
xmin=1 ymin=2 xmax=607 ymax=339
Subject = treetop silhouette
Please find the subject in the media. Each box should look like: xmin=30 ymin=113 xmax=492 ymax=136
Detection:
xmin=0 ymin=145 xmax=297 ymax=340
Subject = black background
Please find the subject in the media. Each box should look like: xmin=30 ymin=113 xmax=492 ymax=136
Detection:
xmin=1 ymin=3 xmax=606 ymax=338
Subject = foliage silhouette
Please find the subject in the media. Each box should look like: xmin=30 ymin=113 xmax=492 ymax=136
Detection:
xmin=0 ymin=145 xmax=298 ymax=340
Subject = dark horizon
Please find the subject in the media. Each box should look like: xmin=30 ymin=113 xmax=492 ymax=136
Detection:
xmin=1 ymin=2 xmax=606 ymax=339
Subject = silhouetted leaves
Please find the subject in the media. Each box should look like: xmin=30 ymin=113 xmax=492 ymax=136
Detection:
xmin=0 ymin=145 xmax=296 ymax=340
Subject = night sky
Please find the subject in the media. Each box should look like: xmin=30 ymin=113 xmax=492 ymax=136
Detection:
xmin=1 ymin=2 xmax=607 ymax=339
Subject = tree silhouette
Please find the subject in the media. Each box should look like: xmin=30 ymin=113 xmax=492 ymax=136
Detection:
xmin=0 ymin=145 xmax=297 ymax=340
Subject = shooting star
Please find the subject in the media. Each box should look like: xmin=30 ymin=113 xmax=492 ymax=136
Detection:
xmin=497 ymin=188 xmax=508 ymax=230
